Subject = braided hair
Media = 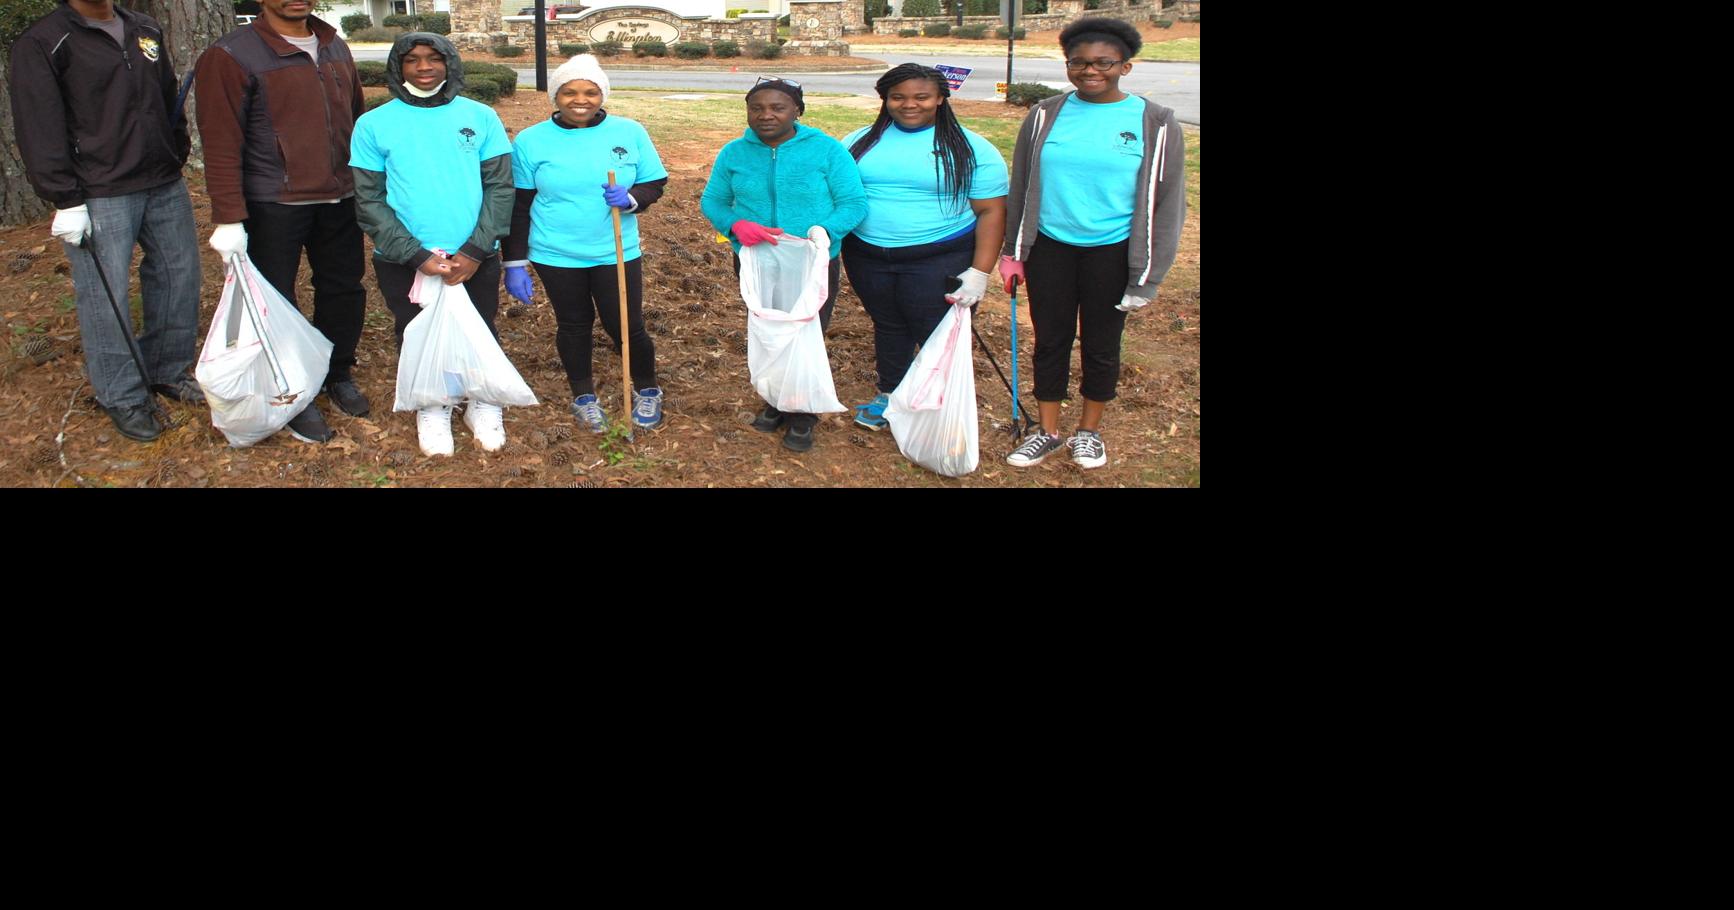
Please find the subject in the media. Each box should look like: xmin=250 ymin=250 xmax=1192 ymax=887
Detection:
xmin=848 ymin=63 xmax=976 ymax=206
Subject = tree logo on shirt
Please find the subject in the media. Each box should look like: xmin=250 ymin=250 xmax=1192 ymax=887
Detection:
xmin=612 ymin=146 xmax=629 ymax=163
xmin=1119 ymin=131 xmax=1137 ymax=145
xmin=457 ymin=126 xmax=479 ymax=152
xmin=137 ymin=36 xmax=160 ymax=62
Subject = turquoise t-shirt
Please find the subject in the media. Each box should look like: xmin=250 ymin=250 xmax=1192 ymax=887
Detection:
xmin=1037 ymin=94 xmax=1147 ymax=247
xmin=841 ymin=123 xmax=1009 ymax=248
xmin=512 ymin=113 xmax=669 ymax=268
xmin=350 ymin=97 xmax=513 ymax=254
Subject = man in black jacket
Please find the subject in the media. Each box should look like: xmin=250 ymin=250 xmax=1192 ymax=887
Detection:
xmin=8 ymin=0 xmax=203 ymax=442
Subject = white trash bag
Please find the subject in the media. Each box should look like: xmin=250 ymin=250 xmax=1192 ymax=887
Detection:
xmin=394 ymin=271 xmax=537 ymax=412
xmin=195 ymin=253 xmax=333 ymax=448
xmin=884 ymin=304 xmax=978 ymax=477
xmin=739 ymin=225 xmax=845 ymax=415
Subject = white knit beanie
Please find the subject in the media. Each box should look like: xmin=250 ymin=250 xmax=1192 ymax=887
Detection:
xmin=549 ymin=54 xmax=610 ymax=107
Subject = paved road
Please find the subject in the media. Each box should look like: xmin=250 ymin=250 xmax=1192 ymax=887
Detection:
xmin=353 ymin=48 xmax=1199 ymax=125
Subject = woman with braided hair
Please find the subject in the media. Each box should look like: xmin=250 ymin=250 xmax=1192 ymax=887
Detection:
xmin=839 ymin=63 xmax=1008 ymax=432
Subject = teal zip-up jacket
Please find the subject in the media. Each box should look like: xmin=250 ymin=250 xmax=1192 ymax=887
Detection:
xmin=701 ymin=123 xmax=866 ymax=259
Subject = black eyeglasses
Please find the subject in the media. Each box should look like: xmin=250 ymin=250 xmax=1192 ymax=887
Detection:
xmin=1064 ymin=59 xmax=1126 ymax=72
xmin=754 ymin=75 xmax=802 ymax=88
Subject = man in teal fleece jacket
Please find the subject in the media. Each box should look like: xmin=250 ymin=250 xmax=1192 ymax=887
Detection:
xmin=701 ymin=78 xmax=866 ymax=453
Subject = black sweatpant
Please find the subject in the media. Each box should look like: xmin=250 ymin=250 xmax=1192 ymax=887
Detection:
xmin=375 ymin=254 xmax=502 ymax=349
xmin=732 ymin=252 xmax=841 ymax=430
xmin=244 ymin=199 xmax=367 ymax=382
xmin=1025 ymin=233 xmax=1130 ymax=403
xmin=532 ymin=258 xmax=657 ymax=398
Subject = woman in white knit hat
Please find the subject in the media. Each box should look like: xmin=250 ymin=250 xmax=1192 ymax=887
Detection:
xmin=501 ymin=54 xmax=671 ymax=432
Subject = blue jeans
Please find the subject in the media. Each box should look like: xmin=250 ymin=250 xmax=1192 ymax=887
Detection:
xmin=64 ymin=178 xmax=201 ymax=409
xmin=841 ymin=230 xmax=975 ymax=395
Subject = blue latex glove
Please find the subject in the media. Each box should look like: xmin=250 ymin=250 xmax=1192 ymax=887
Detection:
xmin=504 ymin=265 xmax=534 ymax=305
xmin=601 ymin=183 xmax=635 ymax=210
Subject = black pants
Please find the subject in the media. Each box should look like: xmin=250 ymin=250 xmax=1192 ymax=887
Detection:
xmin=842 ymin=231 xmax=974 ymax=395
xmin=1026 ymin=233 xmax=1130 ymax=403
xmin=375 ymin=253 xmax=501 ymax=349
xmin=244 ymin=199 xmax=367 ymax=381
xmin=533 ymin=259 xmax=657 ymax=398
xmin=733 ymin=252 xmax=840 ymax=430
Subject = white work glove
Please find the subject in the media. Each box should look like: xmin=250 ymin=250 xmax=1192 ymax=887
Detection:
xmin=1116 ymin=293 xmax=1151 ymax=313
xmin=945 ymin=267 xmax=989 ymax=308
xmin=209 ymin=222 xmax=248 ymax=256
xmin=51 ymin=204 xmax=92 ymax=246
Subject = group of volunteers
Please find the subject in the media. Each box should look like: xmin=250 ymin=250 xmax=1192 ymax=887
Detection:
xmin=10 ymin=0 xmax=1185 ymax=472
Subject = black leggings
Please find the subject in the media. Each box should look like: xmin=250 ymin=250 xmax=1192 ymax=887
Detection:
xmin=532 ymin=259 xmax=657 ymax=397
xmin=1025 ymin=233 xmax=1130 ymax=403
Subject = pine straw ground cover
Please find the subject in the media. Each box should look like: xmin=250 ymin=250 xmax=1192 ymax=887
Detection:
xmin=0 ymin=89 xmax=1198 ymax=488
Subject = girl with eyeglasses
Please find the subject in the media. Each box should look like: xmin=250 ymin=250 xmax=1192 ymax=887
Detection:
xmin=839 ymin=63 xmax=1008 ymax=433
xmin=999 ymin=18 xmax=1187 ymax=470
xmin=701 ymin=76 xmax=867 ymax=453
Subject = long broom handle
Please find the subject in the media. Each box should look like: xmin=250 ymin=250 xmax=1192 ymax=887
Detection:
xmin=1009 ymin=275 xmax=1021 ymax=423
xmin=609 ymin=170 xmax=632 ymax=430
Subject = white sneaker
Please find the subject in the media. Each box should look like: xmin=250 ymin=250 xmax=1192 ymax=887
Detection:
xmin=463 ymin=400 xmax=506 ymax=452
xmin=417 ymin=405 xmax=454 ymax=457
xmin=1067 ymin=429 xmax=1107 ymax=469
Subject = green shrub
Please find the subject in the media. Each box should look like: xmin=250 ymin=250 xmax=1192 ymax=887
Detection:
xmin=559 ymin=43 xmax=589 ymax=55
xmin=1153 ymin=19 xmax=1173 ymax=28
xmin=340 ymin=13 xmax=373 ymax=35
xmin=866 ymin=0 xmax=891 ymax=22
xmin=965 ymin=0 xmax=997 ymax=13
xmin=1024 ymin=0 xmax=1046 ymax=11
xmin=778 ymin=14 xmax=791 ymax=26
xmin=901 ymin=0 xmax=939 ymax=16
xmin=460 ymin=80 xmax=500 ymax=104
xmin=743 ymin=39 xmax=781 ymax=60
xmin=592 ymin=40 xmax=624 ymax=56
xmin=713 ymin=40 xmax=741 ymax=58
xmin=492 ymin=44 xmax=525 ymax=57
xmin=726 ymin=7 xmax=747 ymax=16
xmin=463 ymin=64 xmax=520 ymax=97
xmin=419 ymin=13 xmax=451 ymax=35
xmin=953 ymin=25 xmax=988 ymax=39
xmin=633 ymin=40 xmax=668 ymax=57
xmin=1084 ymin=0 xmax=1100 ymax=8
xmin=897 ymin=28 xmax=919 ymax=38
xmin=1006 ymin=82 xmax=1061 ymax=107
xmin=347 ymin=26 xmax=402 ymax=43
xmin=354 ymin=60 xmax=389 ymax=86
xmin=364 ymin=93 xmax=395 ymax=112
xmin=672 ymin=41 xmax=710 ymax=59
xmin=382 ymin=14 xmax=417 ymax=28
xmin=994 ymin=26 xmax=1027 ymax=39
xmin=922 ymin=23 xmax=951 ymax=37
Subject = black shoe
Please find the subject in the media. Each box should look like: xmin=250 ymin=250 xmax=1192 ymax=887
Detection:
xmin=151 ymin=375 xmax=205 ymax=404
xmin=782 ymin=421 xmax=814 ymax=453
xmin=751 ymin=404 xmax=785 ymax=433
xmin=103 ymin=403 xmax=163 ymax=442
xmin=287 ymin=403 xmax=334 ymax=443
xmin=323 ymin=379 xmax=371 ymax=417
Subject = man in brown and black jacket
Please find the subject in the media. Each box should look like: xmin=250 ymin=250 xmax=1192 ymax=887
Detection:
xmin=194 ymin=0 xmax=369 ymax=441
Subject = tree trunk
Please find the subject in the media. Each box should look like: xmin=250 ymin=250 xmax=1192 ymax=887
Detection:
xmin=0 ymin=0 xmax=232 ymax=227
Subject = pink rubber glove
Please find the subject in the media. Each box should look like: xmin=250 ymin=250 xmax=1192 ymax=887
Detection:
xmin=999 ymin=255 xmax=1025 ymax=293
xmin=732 ymin=221 xmax=784 ymax=246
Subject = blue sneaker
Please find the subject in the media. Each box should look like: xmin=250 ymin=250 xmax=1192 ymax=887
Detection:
xmin=854 ymin=393 xmax=889 ymax=431
xmin=571 ymin=394 xmax=608 ymax=434
xmin=632 ymin=386 xmax=664 ymax=430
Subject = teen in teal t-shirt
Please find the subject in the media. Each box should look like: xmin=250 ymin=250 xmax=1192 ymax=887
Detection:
xmin=1035 ymin=93 xmax=1146 ymax=246
xmin=351 ymin=96 xmax=512 ymax=256
xmin=499 ymin=56 xmax=671 ymax=434
xmin=838 ymin=64 xmax=1009 ymax=431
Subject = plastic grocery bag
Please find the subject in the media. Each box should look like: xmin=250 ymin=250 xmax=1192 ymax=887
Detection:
xmin=738 ymin=225 xmax=845 ymax=415
xmin=195 ymin=253 xmax=333 ymax=448
xmin=394 ymin=271 xmax=537 ymax=411
xmin=883 ymin=304 xmax=978 ymax=477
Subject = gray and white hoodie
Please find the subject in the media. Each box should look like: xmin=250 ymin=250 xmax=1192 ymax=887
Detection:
xmin=1002 ymin=92 xmax=1187 ymax=300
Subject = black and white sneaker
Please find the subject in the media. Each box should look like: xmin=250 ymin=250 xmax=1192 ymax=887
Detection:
xmin=1005 ymin=430 xmax=1062 ymax=467
xmin=287 ymin=403 xmax=334 ymax=444
xmin=1068 ymin=429 xmax=1107 ymax=469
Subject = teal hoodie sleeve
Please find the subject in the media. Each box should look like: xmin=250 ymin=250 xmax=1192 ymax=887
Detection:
xmin=815 ymin=140 xmax=866 ymax=256
xmin=700 ymin=142 xmax=743 ymax=248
